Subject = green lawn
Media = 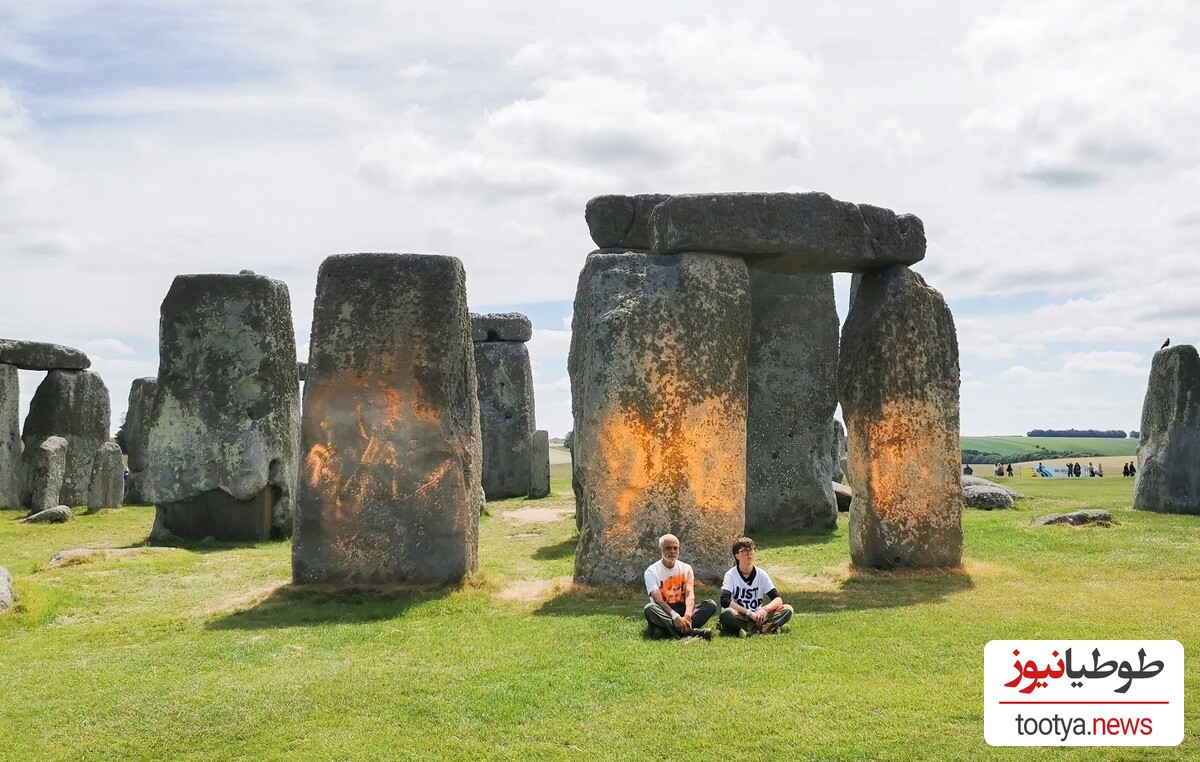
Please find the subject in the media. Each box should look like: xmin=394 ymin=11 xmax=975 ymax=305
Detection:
xmin=1 ymin=476 xmax=1196 ymax=760
xmin=961 ymin=436 xmax=1138 ymax=458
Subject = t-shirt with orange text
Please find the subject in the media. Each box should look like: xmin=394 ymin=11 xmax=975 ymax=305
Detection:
xmin=644 ymin=560 xmax=694 ymax=605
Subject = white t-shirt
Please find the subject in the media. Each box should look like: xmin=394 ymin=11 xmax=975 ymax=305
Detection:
xmin=721 ymin=566 xmax=776 ymax=613
xmin=644 ymin=559 xmax=694 ymax=606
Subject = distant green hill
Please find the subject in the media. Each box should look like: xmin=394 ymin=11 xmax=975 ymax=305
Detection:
xmin=960 ymin=436 xmax=1137 ymax=464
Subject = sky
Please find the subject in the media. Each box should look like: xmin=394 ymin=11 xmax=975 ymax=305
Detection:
xmin=2 ymin=1 xmax=1198 ymax=439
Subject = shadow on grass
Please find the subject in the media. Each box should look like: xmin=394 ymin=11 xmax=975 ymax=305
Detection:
xmin=206 ymin=585 xmax=449 ymax=630
xmin=752 ymin=528 xmax=840 ymax=549
xmin=532 ymin=537 xmax=576 ymax=561
xmin=533 ymin=568 xmax=974 ymax=619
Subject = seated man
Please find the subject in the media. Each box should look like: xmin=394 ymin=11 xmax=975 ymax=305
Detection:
xmin=719 ymin=537 xmax=794 ymax=636
xmin=643 ymin=534 xmax=716 ymax=640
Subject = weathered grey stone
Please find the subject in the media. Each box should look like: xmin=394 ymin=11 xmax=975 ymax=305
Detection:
xmin=87 ymin=441 xmax=125 ymax=510
xmin=831 ymin=418 xmax=847 ymax=483
xmin=833 ymin=481 xmax=853 ymax=512
xmin=1 ymin=364 xmax=19 ymax=508
xmin=961 ymin=475 xmax=1024 ymax=499
xmin=570 ymin=251 xmax=749 ymax=584
xmin=529 ymin=429 xmax=550 ymax=499
xmin=24 ymin=436 xmax=68 ymax=514
xmin=746 ymin=271 xmax=839 ymax=531
xmin=0 ymin=339 xmax=90 ymax=371
xmin=1033 ymin=509 xmax=1113 ymax=527
xmin=122 ymin=377 xmax=157 ymax=504
xmin=297 ymin=361 xmax=307 ymax=381
xmin=471 ymin=313 xmax=533 ymax=343
xmin=47 ymin=546 xmax=182 ymax=569
xmin=962 ymin=484 xmax=1014 ymax=510
xmin=22 ymin=370 xmax=110 ymax=506
xmin=839 ymin=264 xmax=962 ymax=570
xmin=293 ymin=253 xmax=482 ymax=587
xmin=0 ymin=565 xmax=11 ymax=614
xmin=474 ymin=341 xmax=535 ymax=500
xmin=146 ymin=272 xmax=300 ymax=540
xmin=22 ymin=505 xmax=72 ymax=524
xmin=650 ymin=192 xmax=926 ymax=274
xmin=584 ymin=194 xmax=671 ymax=250
xmin=1133 ymin=345 xmax=1200 ymax=514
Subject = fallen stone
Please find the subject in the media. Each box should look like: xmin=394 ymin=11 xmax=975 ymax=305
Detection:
xmin=46 ymin=546 xmax=182 ymax=569
xmin=839 ymin=264 xmax=962 ymax=570
xmin=584 ymin=193 xmax=671 ymax=250
xmin=529 ymin=429 xmax=551 ymax=499
xmin=1 ymin=364 xmax=19 ymax=508
xmin=88 ymin=441 xmax=125 ymax=510
xmin=962 ymin=475 xmax=1024 ymax=499
xmin=24 ymin=436 xmax=68 ymax=514
xmin=146 ymin=272 xmax=300 ymax=540
xmin=0 ymin=339 xmax=90 ymax=371
xmin=294 ymin=253 xmax=482 ymax=587
xmin=831 ymin=418 xmax=847 ymax=483
xmin=962 ymin=484 xmax=1014 ymax=510
xmin=22 ymin=505 xmax=72 ymax=524
xmin=122 ymin=377 xmax=157 ymax=504
xmin=22 ymin=370 xmax=110 ymax=506
xmin=471 ymin=313 xmax=533 ymax=343
xmin=649 ymin=192 xmax=926 ymax=274
xmin=0 ymin=565 xmax=12 ymax=614
xmin=1033 ymin=509 xmax=1113 ymax=527
xmin=746 ymin=271 xmax=839 ymax=531
xmin=570 ymin=251 xmax=749 ymax=584
xmin=474 ymin=340 xmax=535 ymax=500
xmin=833 ymin=481 xmax=853 ymax=512
xmin=1133 ymin=344 xmax=1200 ymax=514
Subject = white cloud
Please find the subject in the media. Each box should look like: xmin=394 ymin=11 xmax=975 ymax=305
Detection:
xmin=85 ymin=338 xmax=136 ymax=357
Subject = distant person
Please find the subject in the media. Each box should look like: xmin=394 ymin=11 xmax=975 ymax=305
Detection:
xmin=1123 ymin=462 xmax=1130 ymax=478
xmin=1130 ymin=462 xmax=1137 ymax=478
xmin=1006 ymin=464 xmax=1014 ymax=477
xmin=995 ymin=463 xmax=1004 ymax=477
xmin=643 ymin=534 xmax=715 ymax=640
xmin=963 ymin=464 xmax=973 ymax=475
xmin=718 ymin=537 xmax=794 ymax=636
xmin=1098 ymin=463 xmax=1104 ymax=477
xmin=1088 ymin=462 xmax=1095 ymax=477
xmin=1074 ymin=462 xmax=1082 ymax=478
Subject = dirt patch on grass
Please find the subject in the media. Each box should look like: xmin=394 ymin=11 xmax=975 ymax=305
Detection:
xmin=500 ymin=507 xmax=574 ymax=526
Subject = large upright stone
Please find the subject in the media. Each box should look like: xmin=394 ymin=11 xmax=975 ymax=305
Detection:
xmin=1 ymin=364 xmax=19 ymax=508
xmin=88 ymin=441 xmax=125 ymax=510
xmin=0 ymin=339 xmax=90 ymax=371
xmin=21 ymin=370 xmax=110 ymax=506
xmin=745 ymin=271 xmax=839 ymax=531
xmin=146 ymin=272 xmax=299 ymax=540
xmin=570 ymin=251 xmax=749 ymax=584
xmin=584 ymin=194 xmax=671 ymax=250
xmin=529 ymin=429 xmax=551 ymax=499
xmin=831 ymin=417 xmax=848 ymax=483
xmin=293 ymin=253 xmax=482 ymax=586
xmin=838 ymin=264 xmax=962 ymax=570
xmin=473 ymin=315 xmax=535 ymax=501
xmin=649 ymin=192 xmax=925 ymax=274
xmin=25 ymin=436 xmax=68 ymax=514
xmin=1133 ymin=345 xmax=1200 ymax=514
xmin=122 ymin=377 xmax=157 ymax=504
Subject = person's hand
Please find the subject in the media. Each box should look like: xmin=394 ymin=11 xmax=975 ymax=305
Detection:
xmin=676 ymin=615 xmax=692 ymax=633
xmin=752 ymin=609 xmax=768 ymax=626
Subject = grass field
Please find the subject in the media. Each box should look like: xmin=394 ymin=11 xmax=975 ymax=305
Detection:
xmin=2 ymin=476 xmax=1197 ymax=760
xmin=961 ymin=436 xmax=1138 ymax=458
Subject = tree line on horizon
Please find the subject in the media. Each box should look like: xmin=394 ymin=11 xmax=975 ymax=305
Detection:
xmin=1026 ymin=429 xmax=1130 ymax=438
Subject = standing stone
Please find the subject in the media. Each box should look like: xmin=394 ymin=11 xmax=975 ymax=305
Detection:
xmin=25 ymin=436 xmax=68 ymax=514
xmin=21 ymin=370 xmax=110 ymax=506
xmin=746 ymin=271 xmax=839 ymax=531
xmin=838 ymin=264 xmax=962 ymax=570
xmin=146 ymin=272 xmax=299 ymax=541
xmin=88 ymin=441 xmax=125 ymax=510
xmin=473 ymin=314 xmax=535 ymax=501
xmin=293 ymin=253 xmax=482 ymax=586
xmin=570 ymin=251 xmax=749 ymax=585
xmin=0 ymin=565 xmax=12 ymax=615
xmin=1133 ymin=344 xmax=1200 ymax=514
xmin=1 ymin=364 xmax=19 ymax=508
xmin=529 ymin=429 xmax=551 ymax=499
xmin=123 ymin=377 xmax=157 ymax=504
xmin=831 ymin=417 xmax=847 ymax=483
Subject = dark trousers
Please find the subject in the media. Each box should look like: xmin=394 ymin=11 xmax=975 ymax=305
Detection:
xmin=643 ymin=599 xmax=717 ymax=634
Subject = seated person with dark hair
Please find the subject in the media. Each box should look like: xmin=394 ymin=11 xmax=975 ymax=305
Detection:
xmin=718 ymin=537 xmax=794 ymax=636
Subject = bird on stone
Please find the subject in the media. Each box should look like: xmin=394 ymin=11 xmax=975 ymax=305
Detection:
xmin=1161 ymin=338 xmax=1170 ymax=349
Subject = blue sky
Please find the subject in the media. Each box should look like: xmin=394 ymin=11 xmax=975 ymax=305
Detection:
xmin=3 ymin=1 xmax=1198 ymax=438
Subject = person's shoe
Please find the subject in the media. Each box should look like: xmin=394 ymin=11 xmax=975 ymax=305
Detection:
xmin=762 ymin=623 xmax=783 ymax=635
xmin=690 ymin=627 xmax=713 ymax=640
